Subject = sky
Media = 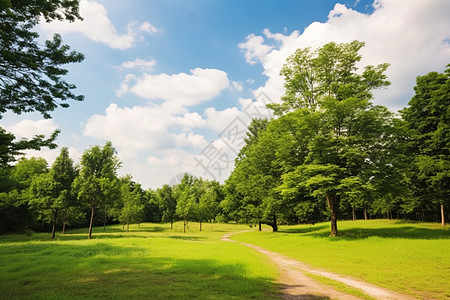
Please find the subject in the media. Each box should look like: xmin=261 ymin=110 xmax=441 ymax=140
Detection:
xmin=1 ymin=0 xmax=449 ymax=189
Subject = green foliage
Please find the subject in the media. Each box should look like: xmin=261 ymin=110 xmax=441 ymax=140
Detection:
xmin=401 ymin=65 xmax=450 ymax=225
xmin=118 ymin=177 xmax=144 ymax=231
xmin=0 ymin=0 xmax=84 ymax=118
xmin=156 ymin=184 xmax=177 ymax=225
xmin=29 ymin=148 xmax=78 ymax=238
xmin=75 ymin=141 xmax=121 ymax=239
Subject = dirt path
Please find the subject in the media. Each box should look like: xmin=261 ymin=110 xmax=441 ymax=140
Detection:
xmin=222 ymin=231 xmax=415 ymax=300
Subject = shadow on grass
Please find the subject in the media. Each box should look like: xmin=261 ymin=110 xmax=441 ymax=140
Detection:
xmin=0 ymin=242 xmax=283 ymax=299
xmin=308 ymin=226 xmax=450 ymax=240
xmin=280 ymin=224 xmax=329 ymax=234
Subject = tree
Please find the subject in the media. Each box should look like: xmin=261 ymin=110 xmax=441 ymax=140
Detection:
xmin=174 ymin=174 xmax=197 ymax=233
xmin=157 ymin=184 xmax=177 ymax=229
xmin=118 ymin=176 xmax=144 ymax=232
xmin=0 ymin=0 xmax=84 ymax=170
xmin=29 ymin=147 xmax=77 ymax=239
xmin=401 ymin=65 xmax=450 ymax=226
xmin=0 ymin=0 xmax=84 ymax=118
xmin=274 ymin=41 xmax=392 ymax=236
xmin=75 ymin=142 xmax=121 ymax=239
xmin=0 ymin=157 xmax=48 ymax=232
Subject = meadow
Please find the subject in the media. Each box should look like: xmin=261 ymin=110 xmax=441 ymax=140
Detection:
xmin=0 ymin=223 xmax=280 ymax=300
xmin=234 ymin=220 xmax=450 ymax=300
xmin=0 ymin=220 xmax=449 ymax=299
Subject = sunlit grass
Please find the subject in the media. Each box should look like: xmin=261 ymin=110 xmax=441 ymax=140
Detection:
xmin=233 ymin=219 xmax=450 ymax=300
xmin=0 ymin=222 xmax=280 ymax=300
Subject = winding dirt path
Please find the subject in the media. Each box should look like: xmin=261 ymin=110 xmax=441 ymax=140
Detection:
xmin=222 ymin=231 xmax=415 ymax=300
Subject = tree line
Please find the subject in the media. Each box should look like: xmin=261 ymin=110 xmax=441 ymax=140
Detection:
xmin=0 ymin=147 xmax=224 ymax=238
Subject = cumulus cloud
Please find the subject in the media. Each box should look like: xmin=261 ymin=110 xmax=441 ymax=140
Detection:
xmin=39 ymin=0 xmax=159 ymax=49
xmin=238 ymin=33 xmax=274 ymax=65
xmin=241 ymin=0 xmax=450 ymax=110
xmin=1 ymin=119 xmax=58 ymax=139
xmin=127 ymin=68 xmax=230 ymax=106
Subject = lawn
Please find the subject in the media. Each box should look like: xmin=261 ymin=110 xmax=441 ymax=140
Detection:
xmin=232 ymin=219 xmax=450 ymax=300
xmin=0 ymin=222 xmax=281 ymax=300
xmin=1 ymin=220 xmax=449 ymax=300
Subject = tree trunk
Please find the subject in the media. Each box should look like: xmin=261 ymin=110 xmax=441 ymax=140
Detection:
xmin=352 ymin=207 xmax=356 ymax=221
xmin=363 ymin=207 xmax=368 ymax=221
xmin=170 ymin=221 xmax=173 ymax=229
xmin=441 ymin=203 xmax=446 ymax=226
xmin=88 ymin=203 xmax=95 ymax=239
xmin=200 ymin=221 xmax=202 ymax=231
xmin=62 ymin=212 xmax=67 ymax=234
xmin=326 ymin=192 xmax=339 ymax=236
xmin=51 ymin=209 xmax=58 ymax=240
xmin=272 ymin=215 xmax=278 ymax=232
xmin=258 ymin=221 xmax=262 ymax=231
xmin=103 ymin=204 xmax=107 ymax=232
xmin=183 ymin=219 xmax=186 ymax=233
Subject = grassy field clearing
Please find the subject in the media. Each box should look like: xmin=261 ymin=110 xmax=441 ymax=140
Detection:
xmin=0 ymin=223 xmax=280 ymax=300
xmin=232 ymin=220 xmax=450 ymax=300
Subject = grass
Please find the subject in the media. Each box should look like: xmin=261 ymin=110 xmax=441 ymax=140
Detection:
xmin=0 ymin=222 xmax=281 ymax=300
xmin=232 ymin=219 xmax=450 ymax=300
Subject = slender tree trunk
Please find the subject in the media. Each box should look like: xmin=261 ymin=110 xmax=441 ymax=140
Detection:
xmin=88 ymin=203 xmax=95 ymax=239
xmin=183 ymin=219 xmax=186 ymax=233
xmin=441 ymin=203 xmax=446 ymax=226
xmin=363 ymin=207 xmax=368 ymax=221
xmin=326 ymin=192 xmax=339 ymax=236
xmin=258 ymin=221 xmax=262 ymax=231
xmin=51 ymin=209 xmax=58 ymax=240
xmin=103 ymin=204 xmax=107 ymax=232
xmin=62 ymin=211 xmax=67 ymax=234
xmin=200 ymin=221 xmax=202 ymax=231
xmin=170 ymin=221 xmax=173 ymax=229
xmin=352 ymin=207 xmax=356 ymax=221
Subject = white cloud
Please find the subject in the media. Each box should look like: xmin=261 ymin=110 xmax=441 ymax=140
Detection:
xmin=1 ymin=119 xmax=58 ymax=139
xmin=242 ymin=0 xmax=450 ymax=111
xmin=140 ymin=22 xmax=160 ymax=33
xmin=39 ymin=0 xmax=156 ymax=49
xmin=238 ymin=33 xmax=274 ymax=65
xmin=128 ymin=68 xmax=230 ymax=106
xmin=118 ymin=59 xmax=156 ymax=71
xmin=84 ymin=103 xmax=185 ymax=155
xmin=231 ymin=81 xmax=243 ymax=92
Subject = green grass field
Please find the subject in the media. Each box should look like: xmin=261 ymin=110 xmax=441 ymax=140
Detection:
xmin=0 ymin=223 xmax=281 ymax=300
xmin=232 ymin=220 xmax=450 ymax=300
xmin=1 ymin=220 xmax=449 ymax=299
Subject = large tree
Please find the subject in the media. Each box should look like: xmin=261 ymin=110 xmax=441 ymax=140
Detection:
xmin=0 ymin=0 xmax=84 ymax=118
xmin=75 ymin=142 xmax=121 ymax=239
xmin=274 ymin=41 xmax=392 ymax=236
xmin=0 ymin=0 xmax=84 ymax=168
xmin=401 ymin=65 xmax=450 ymax=226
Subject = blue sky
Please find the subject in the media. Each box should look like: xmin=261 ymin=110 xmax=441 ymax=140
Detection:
xmin=1 ymin=0 xmax=449 ymax=189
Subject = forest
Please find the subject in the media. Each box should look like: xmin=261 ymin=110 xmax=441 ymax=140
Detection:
xmin=0 ymin=1 xmax=449 ymax=238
